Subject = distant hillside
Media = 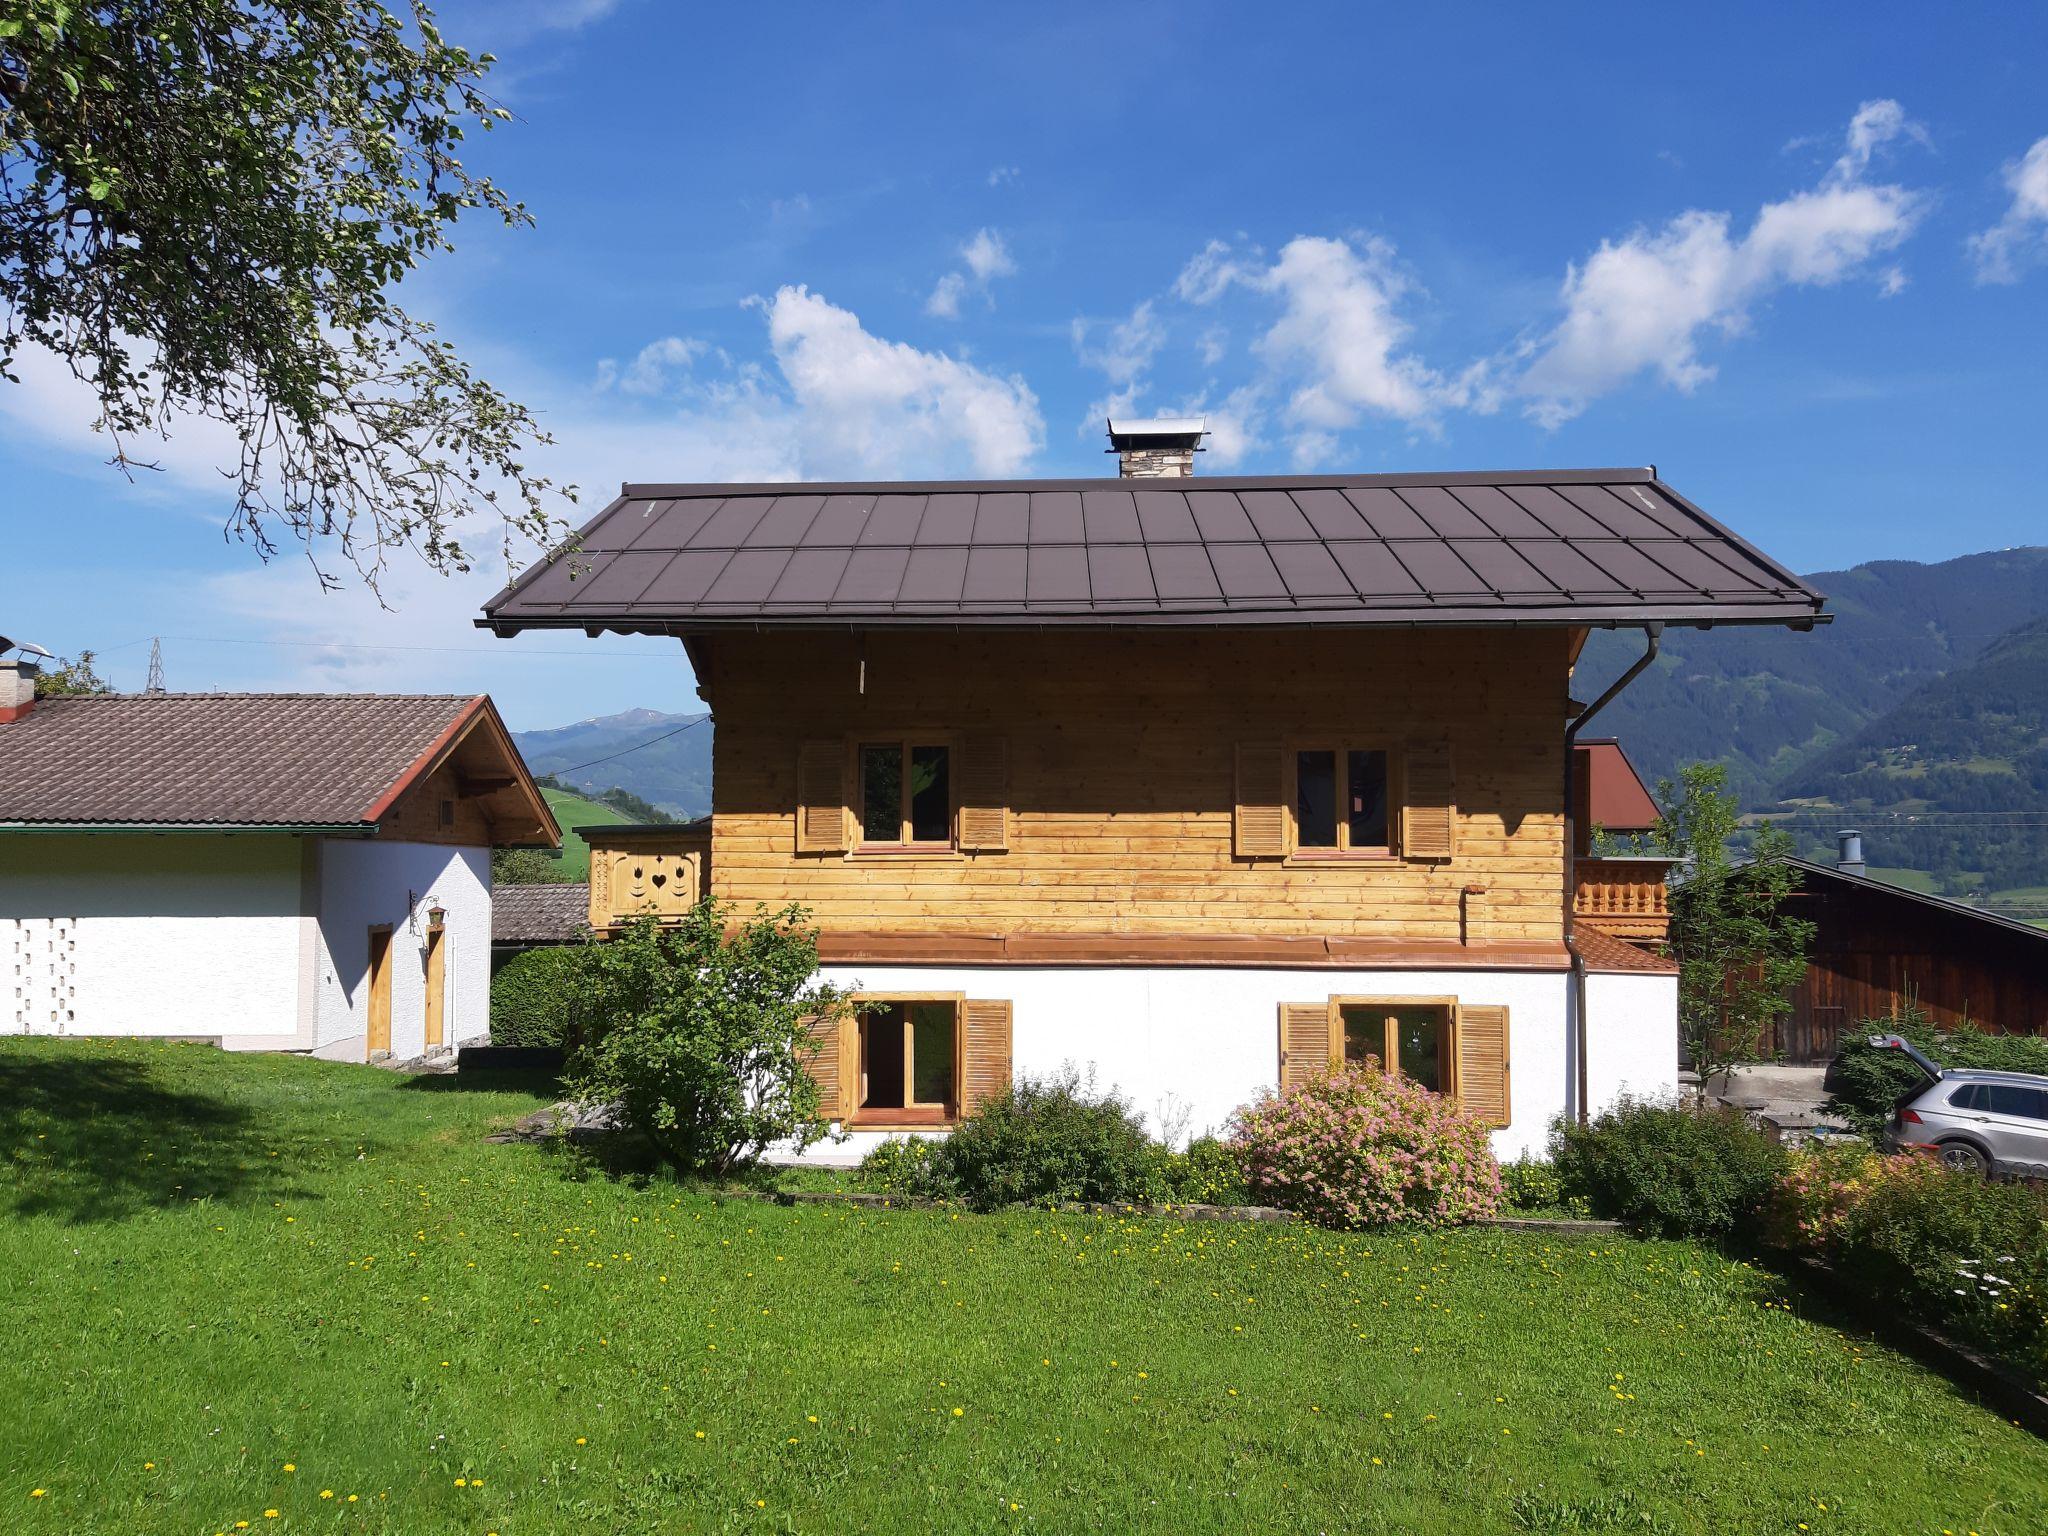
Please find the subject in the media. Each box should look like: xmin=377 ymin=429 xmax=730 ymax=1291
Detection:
xmin=1583 ymin=547 xmax=2048 ymax=802
xmin=513 ymin=709 xmax=713 ymax=818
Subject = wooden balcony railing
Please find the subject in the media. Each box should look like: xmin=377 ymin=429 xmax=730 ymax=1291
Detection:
xmin=1573 ymin=856 xmax=1675 ymax=941
xmin=585 ymin=821 xmax=711 ymax=931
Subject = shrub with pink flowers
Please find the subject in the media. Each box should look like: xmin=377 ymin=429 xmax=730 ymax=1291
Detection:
xmin=1228 ymin=1065 xmax=1502 ymax=1228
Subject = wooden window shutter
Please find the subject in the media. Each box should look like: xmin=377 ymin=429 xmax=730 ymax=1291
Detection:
xmin=960 ymin=999 xmax=1013 ymax=1113
xmin=1234 ymin=741 xmax=1288 ymax=859
xmin=799 ymin=1009 xmax=848 ymax=1119
xmin=956 ymin=735 xmax=1009 ymax=851
xmin=1400 ymin=741 xmax=1456 ymax=861
xmin=1277 ymin=1002 xmax=1334 ymax=1095
xmin=795 ymin=739 xmax=849 ymax=854
xmin=1454 ymin=1004 xmax=1510 ymax=1128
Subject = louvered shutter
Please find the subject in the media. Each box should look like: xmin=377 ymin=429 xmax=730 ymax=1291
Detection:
xmin=795 ymin=739 xmax=849 ymax=854
xmin=1234 ymin=742 xmax=1288 ymax=859
xmin=1400 ymin=741 xmax=1456 ymax=861
xmin=1278 ymin=1002 xmax=1334 ymax=1094
xmin=961 ymin=999 xmax=1013 ymax=1113
xmin=1454 ymin=1004 xmax=1510 ymax=1127
xmin=956 ymin=735 xmax=1009 ymax=851
xmin=800 ymin=1009 xmax=847 ymax=1119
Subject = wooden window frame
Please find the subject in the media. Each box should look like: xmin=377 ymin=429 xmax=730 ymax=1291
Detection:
xmin=852 ymin=736 xmax=959 ymax=857
xmin=1328 ymin=995 xmax=1458 ymax=1090
xmin=1287 ymin=744 xmax=1399 ymax=861
xmin=845 ymin=991 xmax=966 ymax=1129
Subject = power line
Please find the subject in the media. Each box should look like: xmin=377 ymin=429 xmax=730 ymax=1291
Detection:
xmin=543 ymin=716 xmax=710 ymax=778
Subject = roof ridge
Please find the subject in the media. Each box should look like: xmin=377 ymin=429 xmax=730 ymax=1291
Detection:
xmin=40 ymin=692 xmax=484 ymax=702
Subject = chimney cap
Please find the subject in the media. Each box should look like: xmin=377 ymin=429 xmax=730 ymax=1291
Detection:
xmin=1 ymin=636 xmax=53 ymax=662
xmin=1106 ymin=416 xmax=1207 ymax=451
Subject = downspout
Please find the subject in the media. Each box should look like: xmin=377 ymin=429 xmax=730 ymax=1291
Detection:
xmin=1563 ymin=623 xmax=1662 ymax=1124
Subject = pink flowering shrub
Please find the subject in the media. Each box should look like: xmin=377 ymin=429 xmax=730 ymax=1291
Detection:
xmin=1228 ymin=1065 xmax=1502 ymax=1228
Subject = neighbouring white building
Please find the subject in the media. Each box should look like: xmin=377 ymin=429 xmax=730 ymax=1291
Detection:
xmin=0 ymin=667 xmax=557 ymax=1061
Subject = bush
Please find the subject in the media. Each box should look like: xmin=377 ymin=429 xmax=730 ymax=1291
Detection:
xmin=1157 ymin=1135 xmax=1251 ymax=1206
xmin=1773 ymin=1146 xmax=2048 ymax=1381
xmin=1499 ymin=1154 xmax=1587 ymax=1215
xmin=1228 ymin=1065 xmax=1501 ymax=1229
xmin=1827 ymin=1013 xmax=2048 ymax=1137
xmin=563 ymin=903 xmax=846 ymax=1176
xmin=489 ymin=945 xmax=586 ymax=1048
xmin=1550 ymin=1097 xmax=1785 ymax=1240
xmin=855 ymin=1137 xmax=950 ymax=1200
xmin=935 ymin=1067 xmax=1164 ymax=1212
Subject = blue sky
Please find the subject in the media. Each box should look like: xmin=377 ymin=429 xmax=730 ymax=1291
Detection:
xmin=5 ymin=1 xmax=2047 ymax=730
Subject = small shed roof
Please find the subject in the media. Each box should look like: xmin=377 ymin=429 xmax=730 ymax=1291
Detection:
xmin=479 ymin=468 xmax=1828 ymax=637
xmin=1578 ymin=738 xmax=1662 ymax=833
xmin=0 ymin=692 xmax=557 ymax=842
xmin=493 ymin=883 xmax=590 ymax=946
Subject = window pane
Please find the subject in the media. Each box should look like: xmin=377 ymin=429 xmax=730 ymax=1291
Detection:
xmin=909 ymin=1003 xmax=956 ymax=1106
xmin=910 ymin=745 xmax=950 ymax=842
xmin=1948 ymin=1084 xmax=1983 ymax=1110
xmin=1339 ymin=1006 xmax=1383 ymax=1070
xmin=1347 ymin=750 xmax=1389 ymax=848
xmin=1988 ymin=1084 xmax=2048 ymax=1120
xmin=1391 ymin=1007 xmax=1443 ymax=1093
xmin=861 ymin=1004 xmax=905 ymax=1108
xmin=860 ymin=744 xmax=901 ymax=842
xmin=1296 ymin=750 xmax=1337 ymax=848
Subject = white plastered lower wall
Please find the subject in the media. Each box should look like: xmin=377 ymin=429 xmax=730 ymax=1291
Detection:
xmin=1582 ymin=970 xmax=1681 ymax=1111
xmin=785 ymin=963 xmax=1664 ymax=1166
xmin=313 ymin=841 xmax=491 ymax=1061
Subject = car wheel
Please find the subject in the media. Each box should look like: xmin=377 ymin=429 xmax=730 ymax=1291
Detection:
xmin=1936 ymin=1141 xmax=1989 ymax=1175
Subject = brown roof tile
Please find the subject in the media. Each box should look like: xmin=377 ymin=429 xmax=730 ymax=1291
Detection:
xmin=0 ymin=693 xmax=484 ymax=827
xmin=492 ymin=883 xmax=591 ymax=946
xmin=1574 ymin=925 xmax=1679 ymax=975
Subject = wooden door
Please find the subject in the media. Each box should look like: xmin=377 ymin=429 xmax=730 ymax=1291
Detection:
xmin=423 ymin=921 xmax=446 ymax=1050
xmin=366 ymin=927 xmax=393 ymax=1057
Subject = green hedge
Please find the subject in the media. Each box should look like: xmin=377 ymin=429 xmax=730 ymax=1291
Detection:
xmin=489 ymin=946 xmax=585 ymax=1048
xmin=1552 ymin=1097 xmax=1786 ymax=1240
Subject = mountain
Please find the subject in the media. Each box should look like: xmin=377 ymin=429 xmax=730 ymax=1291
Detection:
xmin=512 ymin=709 xmax=714 ymax=819
xmin=1582 ymin=547 xmax=2048 ymax=803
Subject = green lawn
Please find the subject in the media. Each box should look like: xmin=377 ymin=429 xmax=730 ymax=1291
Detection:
xmin=5 ymin=1041 xmax=2046 ymax=1534
xmin=538 ymin=786 xmax=634 ymax=879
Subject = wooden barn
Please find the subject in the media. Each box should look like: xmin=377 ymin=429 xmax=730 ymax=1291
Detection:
xmin=1757 ymin=847 xmax=2048 ymax=1064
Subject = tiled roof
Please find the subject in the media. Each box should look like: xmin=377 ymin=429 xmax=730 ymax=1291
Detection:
xmin=480 ymin=469 xmax=1828 ymax=634
xmin=0 ymin=693 xmax=481 ymax=827
xmin=1574 ymin=925 xmax=1679 ymax=975
xmin=492 ymin=883 xmax=590 ymax=945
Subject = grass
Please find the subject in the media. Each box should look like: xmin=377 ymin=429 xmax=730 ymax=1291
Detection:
xmin=5 ymin=1041 xmax=2047 ymax=1534
xmin=537 ymin=786 xmax=634 ymax=880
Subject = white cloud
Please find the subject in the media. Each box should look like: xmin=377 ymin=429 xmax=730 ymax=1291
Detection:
xmin=925 ymin=228 xmax=1017 ymax=318
xmin=1517 ymin=100 xmax=1927 ymax=427
xmin=987 ymin=166 xmax=1021 ymax=188
xmin=594 ymin=335 xmax=706 ymax=395
xmin=1072 ymin=300 xmax=1164 ymax=388
xmin=1968 ymin=135 xmax=2048 ymax=284
xmin=1196 ymin=326 xmax=1228 ymax=367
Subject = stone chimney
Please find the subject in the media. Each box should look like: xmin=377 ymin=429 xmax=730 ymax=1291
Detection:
xmin=0 ymin=658 xmax=39 ymax=724
xmin=1836 ymin=829 xmax=1866 ymax=878
xmin=1108 ymin=417 xmax=1206 ymax=479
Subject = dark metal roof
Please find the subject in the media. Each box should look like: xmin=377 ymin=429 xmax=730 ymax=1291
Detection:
xmin=1780 ymin=857 xmax=2048 ymax=947
xmin=479 ymin=468 xmax=1828 ymax=635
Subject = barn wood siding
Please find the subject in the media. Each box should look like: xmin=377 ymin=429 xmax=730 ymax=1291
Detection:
xmin=704 ymin=629 xmax=1570 ymax=945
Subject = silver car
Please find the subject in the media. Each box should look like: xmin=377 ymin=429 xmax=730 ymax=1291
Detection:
xmin=1874 ymin=1035 xmax=2048 ymax=1178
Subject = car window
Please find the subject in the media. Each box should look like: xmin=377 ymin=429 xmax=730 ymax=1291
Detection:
xmin=1946 ymin=1083 xmax=1984 ymax=1110
xmin=1984 ymin=1085 xmax=2048 ymax=1121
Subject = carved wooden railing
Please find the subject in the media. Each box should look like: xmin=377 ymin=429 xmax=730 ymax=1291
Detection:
xmin=585 ymin=821 xmax=711 ymax=931
xmin=1573 ymin=856 xmax=1675 ymax=941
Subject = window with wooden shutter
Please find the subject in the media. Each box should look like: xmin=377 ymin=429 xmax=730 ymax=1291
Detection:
xmin=1454 ymin=1004 xmax=1510 ymax=1127
xmin=961 ymin=998 xmax=1013 ymax=1114
xmin=795 ymin=739 xmax=849 ymax=854
xmin=799 ymin=1008 xmax=848 ymax=1119
xmin=1400 ymin=740 xmax=1456 ymax=861
xmin=955 ymin=735 xmax=1009 ymax=851
xmin=1277 ymin=1002 xmax=1333 ymax=1094
xmin=1234 ymin=741 xmax=1288 ymax=859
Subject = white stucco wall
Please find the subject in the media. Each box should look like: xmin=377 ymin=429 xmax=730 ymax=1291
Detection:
xmin=314 ymin=841 xmax=491 ymax=1061
xmin=1583 ymin=971 xmax=1681 ymax=1111
xmin=1 ymin=833 xmax=305 ymax=1040
xmin=798 ymin=964 xmax=1581 ymax=1164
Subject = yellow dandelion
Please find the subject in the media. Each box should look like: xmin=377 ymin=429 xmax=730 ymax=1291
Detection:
xmin=319 ymin=1490 xmax=334 ymax=1499
xmin=952 ymin=1407 xmax=965 ymax=1417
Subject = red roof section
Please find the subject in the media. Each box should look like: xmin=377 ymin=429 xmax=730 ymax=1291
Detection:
xmin=1574 ymin=925 xmax=1678 ymax=975
xmin=1578 ymin=739 xmax=1662 ymax=833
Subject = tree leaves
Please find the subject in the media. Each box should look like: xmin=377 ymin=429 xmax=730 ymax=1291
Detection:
xmin=0 ymin=0 xmax=572 ymax=594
